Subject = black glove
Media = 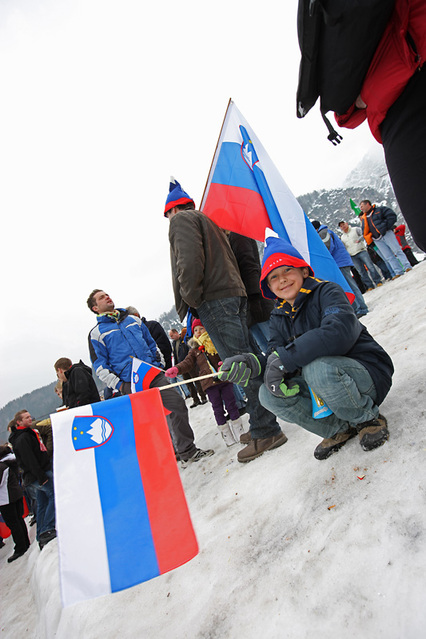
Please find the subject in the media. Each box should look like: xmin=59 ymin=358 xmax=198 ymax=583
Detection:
xmin=218 ymin=353 xmax=261 ymax=387
xmin=120 ymin=381 xmax=132 ymax=396
xmin=264 ymin=352 xmax=300 ymax=398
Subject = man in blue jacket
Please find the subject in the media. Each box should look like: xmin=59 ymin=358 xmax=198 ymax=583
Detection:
xmin=87 ymin=290 xmax=213 ymax=464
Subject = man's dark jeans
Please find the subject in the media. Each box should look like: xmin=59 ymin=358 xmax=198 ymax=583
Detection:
xmin=197 ymin=297 xmax=281 ymax=439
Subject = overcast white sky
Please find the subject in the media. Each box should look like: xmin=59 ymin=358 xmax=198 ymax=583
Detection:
xmin=0 ymin=0 xmax=379 ymax=407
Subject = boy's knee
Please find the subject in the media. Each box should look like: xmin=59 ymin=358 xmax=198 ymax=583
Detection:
xmin=303 ymin=358 xmax=337 ymax=390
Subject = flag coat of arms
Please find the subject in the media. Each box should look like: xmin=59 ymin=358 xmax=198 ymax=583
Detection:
xmin=52 ymin=389 xmax=198 ymax=607
xmin=201 ymin=99 xmax=354 ymax=301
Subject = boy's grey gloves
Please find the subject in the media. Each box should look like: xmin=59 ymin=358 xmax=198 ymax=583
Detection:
xmin=218 ymin=353 xmax=261 ymax=387
xmin=264 ymin=352 xmax=300 ymax=398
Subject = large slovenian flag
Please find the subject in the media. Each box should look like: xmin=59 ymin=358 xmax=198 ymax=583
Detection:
xmin=52 ymin=389 xmax=198 ymax=607
xmin=201 ymin=99 xmax=354 ymax=301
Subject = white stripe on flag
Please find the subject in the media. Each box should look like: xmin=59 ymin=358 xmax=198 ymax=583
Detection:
xmin=52 ymin=405 xmax=111 ymax=607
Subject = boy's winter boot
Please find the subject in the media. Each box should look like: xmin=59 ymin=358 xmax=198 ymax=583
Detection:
xmin=314 ymin=425 xmax=357 ymax=460
xmin=229 ymin=418 xmax=245 ymax=443
xmin=357 ymin=414 xmax=389 ymax=451
xmin=218 ymin=423 xmax=237 ymax=447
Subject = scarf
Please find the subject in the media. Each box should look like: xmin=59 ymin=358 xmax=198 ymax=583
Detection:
xmin=97 ymin=310 xmax=121 ymax=321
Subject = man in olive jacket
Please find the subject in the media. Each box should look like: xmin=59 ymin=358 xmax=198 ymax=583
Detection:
xmin=165 ymin=178 xmax=285 ymax=463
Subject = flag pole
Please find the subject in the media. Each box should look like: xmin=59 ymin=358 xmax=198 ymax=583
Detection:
xmin=158 ymin=372 xmax=219 ymax=391
xmin=199 ymin=97 xmax=232 ymax=209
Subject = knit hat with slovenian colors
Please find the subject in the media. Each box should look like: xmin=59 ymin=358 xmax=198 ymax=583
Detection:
xmin=260 ymin=235 xmax=314 ymax=299
xmin=164 ymin=177 xmax=195 ymax=216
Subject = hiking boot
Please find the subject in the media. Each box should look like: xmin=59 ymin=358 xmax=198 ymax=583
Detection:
xmin=239 ymin=430 xmax=252 ymax=444
xmin=229 ymin=418 xmax=245 ymax=443
xmin=218 ymin=423 xmax=237 ymax=447
xmin=357 ymin=414 xmax=389 ymax=451
xmin=237 ymin=432 xmax=287 ymax=463
xmin=314 ymin=426 xmax=357 ymax=460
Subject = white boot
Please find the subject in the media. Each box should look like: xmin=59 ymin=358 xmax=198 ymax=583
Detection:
xmin=230 ymin=418 xmax=245 ymax=443
xmin=218 ymin=422 xmax=237 ymax=447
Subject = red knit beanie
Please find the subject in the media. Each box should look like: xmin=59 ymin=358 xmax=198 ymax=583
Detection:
xmin=191 ymin=318 xmax=203 ymax=332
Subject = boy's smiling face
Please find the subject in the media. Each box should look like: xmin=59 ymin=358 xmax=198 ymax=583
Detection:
xmin=267 ymin=265 xmax=309 ymax=305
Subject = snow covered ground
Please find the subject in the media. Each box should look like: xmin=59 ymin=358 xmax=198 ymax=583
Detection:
xmin=1 ymin=261 xmax=426 ymax=639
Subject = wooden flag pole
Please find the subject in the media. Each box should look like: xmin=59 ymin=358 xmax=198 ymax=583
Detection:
xmin=158 ymin=372 xmax=219 ymax=391
xmin=199 ymin=97 xmax=232 ymax=209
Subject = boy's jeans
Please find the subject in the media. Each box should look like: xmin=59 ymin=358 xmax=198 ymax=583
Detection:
xmin=259 ymin=356 xmax=379 ymax=440
xmin=197 ymin=296 xmax=281 ymax=439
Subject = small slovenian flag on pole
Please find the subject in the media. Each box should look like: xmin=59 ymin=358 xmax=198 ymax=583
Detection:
xmin=52 ymin=389 xmax=198 ymax=607
xmin=200 ymin=99 xmax=354 ymax=302
xmin=131 ymin=357 xmax=161 ymax=393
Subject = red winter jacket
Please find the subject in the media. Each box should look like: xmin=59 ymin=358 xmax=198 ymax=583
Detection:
xmin=335 ymin=0 xmax=426 ymax=142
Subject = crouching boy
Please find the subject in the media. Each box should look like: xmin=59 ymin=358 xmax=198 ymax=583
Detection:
xmin=219 ymin=236 xmax=394 ymax=461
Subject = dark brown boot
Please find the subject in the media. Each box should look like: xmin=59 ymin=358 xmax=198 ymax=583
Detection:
xmin=239 ymin=431 xmax=252 ymax=444
xmin=237 ymin=431 xmax=287 ymax=463
xmin=314 ymin=426 xmax=357 ymax=460
xmin=357 ymin=414 xmax=389 ymax=451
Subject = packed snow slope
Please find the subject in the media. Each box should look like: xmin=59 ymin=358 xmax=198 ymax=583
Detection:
xmin=1 ymin=261 xmax=425 ymax=639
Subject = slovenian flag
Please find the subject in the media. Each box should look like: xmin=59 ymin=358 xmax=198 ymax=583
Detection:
xmin=201 ymin=99 xmax=354 ymax=301
xmin=52 ymin=389 xmax=198 ymax=607
xmin=131 ymin=357 xmax=162 ymax=393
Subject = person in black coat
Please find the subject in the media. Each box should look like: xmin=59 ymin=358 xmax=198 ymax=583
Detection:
xmin=9 ymin=410 xmax=56 ymax=548
xmin=125 ymin=307 xmax=173 ymax=369
xmin=228 ymin=231 xmax=274 ymax=354
xmin=0 ymin=444 xmax=30 ymax=563
xmin=142 ymin=318 xmax=173 ymax=369
xmin=54 ymin=358 xmax=100 ymax=408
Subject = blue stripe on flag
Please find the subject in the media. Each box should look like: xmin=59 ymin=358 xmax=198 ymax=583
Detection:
xmin=212 ymin=142 xmax=258 ymax=191
xmin=94 ymin=396 xmax=160 ymax=591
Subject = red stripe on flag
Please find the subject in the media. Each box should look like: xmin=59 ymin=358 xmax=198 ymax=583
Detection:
xmin=203 ymin=183 xmax=271 ymax=241
xmin=130 ymin=389 xmax=198 ymax=574
xmin=142 ymin=367 xmax=160 ymax=390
